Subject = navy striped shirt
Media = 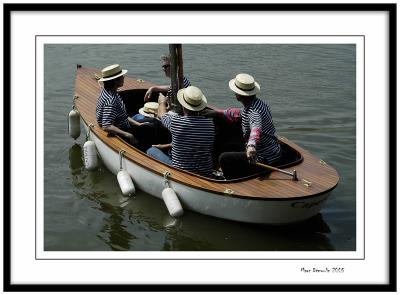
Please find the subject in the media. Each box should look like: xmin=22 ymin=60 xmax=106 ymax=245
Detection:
xmin=161 ymin=113 xmax=215 ymax=177
xmin=223 ymin=97 xmax=281 ymax=164
xmin=166 ymin=76 xmax=191 ymax=99
xmin=96 ymin=88 xmax=131 ymax=131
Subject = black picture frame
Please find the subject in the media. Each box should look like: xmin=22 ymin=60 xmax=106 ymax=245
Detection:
xmin=3 ymin=3 xmax=396 ymax=292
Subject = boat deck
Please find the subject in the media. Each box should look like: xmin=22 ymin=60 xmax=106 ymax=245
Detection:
xmin=74 ymin=66 xmax=339 ymax=200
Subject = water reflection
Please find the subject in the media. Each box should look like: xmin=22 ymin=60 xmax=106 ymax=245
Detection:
xmin=68 ymin=144 xmax=135 ymax=250
xmin=68 ymin=143 xmax=83 ymax=172
xmin=159 ymin=212 xmax=334 ymax=251
xmin=67 ymin=144 xmax=334 ymax=251
xmin=96 ymin=202 xmax=135 ymax=251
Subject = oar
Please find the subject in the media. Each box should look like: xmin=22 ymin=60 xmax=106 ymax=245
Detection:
xmin=256 ymin=162 xmax=298 ymax=181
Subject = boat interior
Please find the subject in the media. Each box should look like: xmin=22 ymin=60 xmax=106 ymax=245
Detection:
xmin=119 ymin=88 xmax=303 ymax=180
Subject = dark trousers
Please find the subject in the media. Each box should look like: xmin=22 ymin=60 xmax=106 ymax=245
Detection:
xmin=128 ymin=121 xmax=171 ymax=152
xmin=219 ymin=152 xmax=266 ymax=179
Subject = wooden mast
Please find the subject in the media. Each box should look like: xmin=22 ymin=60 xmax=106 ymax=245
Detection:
xmin=169 ymin=44 xmax=183 ymax=114
xmin=177 ymin=44 xmax=184 ymax=89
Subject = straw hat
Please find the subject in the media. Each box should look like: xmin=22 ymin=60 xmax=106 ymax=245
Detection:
xmin=228 ymin=73 xmax=260 ymax=96
xmin=177 ymin=86 xmax=207 ymax=111
xmin=138 ymin=102 xmax=159 ymax=118
xmin=99 ymin=64 xmax=128 ymax=82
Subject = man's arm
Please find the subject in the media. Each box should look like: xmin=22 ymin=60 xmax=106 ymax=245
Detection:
xmin=157 ymin=93 xmax=169 ymax=118
xmin=102 ymin=125 xmax=138 ymax=145
xmin=201 ymin=107 xmax=241 ymax=123
xmin=144 ymin=85 xmax=170 ymax=102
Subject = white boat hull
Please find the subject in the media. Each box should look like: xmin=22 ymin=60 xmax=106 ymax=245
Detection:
xmin=86 ymin=125 xmax=330 ymax=225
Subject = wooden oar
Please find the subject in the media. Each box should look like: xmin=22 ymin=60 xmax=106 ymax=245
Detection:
xmin=256 ymin=162 xmax=298 ymax=181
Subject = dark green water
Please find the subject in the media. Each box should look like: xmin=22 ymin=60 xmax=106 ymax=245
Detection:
xmin=44 ymin=44 xmax=356 ymax=251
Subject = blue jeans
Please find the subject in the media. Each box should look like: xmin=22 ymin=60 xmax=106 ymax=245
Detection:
xmin=132 ymin=113 xmax=145 ymax=122
xmin=132 ymin=114 xmax=156 ymax=123
xmin=147 ymin=147 xmax=172 ymax=165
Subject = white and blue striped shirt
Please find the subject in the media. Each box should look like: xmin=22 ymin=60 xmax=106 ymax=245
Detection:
xmin=221 ymin=97 xmax=281 ymax=164
xmin=161 ymin=113 xmax=215 ymax=177
xmin=241 ymin=97 xmax=281 ymax=163
xmin=166 ymin=76 xmax=191 ymax=99
xmin=96 ymin=88 xmax=131 ymax=131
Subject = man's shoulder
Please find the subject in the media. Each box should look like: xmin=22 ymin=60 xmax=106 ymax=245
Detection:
xmin=100 ymin=90 xmax=120 ymax=104
xmin=251 ymin=97 xmax=268 ymax=109
xmin=183 ymin=76 xmax=191 ymax=86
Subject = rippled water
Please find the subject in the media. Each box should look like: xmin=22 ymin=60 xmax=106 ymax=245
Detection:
xmin=44 ymin=43 xmax=356 ymax=251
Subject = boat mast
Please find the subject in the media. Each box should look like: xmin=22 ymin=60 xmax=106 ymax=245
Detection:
xmin=169 ymin=44 xmax=184 ymax=114
xmin=177 ymin=44 xmax=184 ymax=89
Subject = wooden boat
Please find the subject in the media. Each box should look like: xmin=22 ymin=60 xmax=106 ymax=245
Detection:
xmin=73 ymin=65 xmax=339 ymax=225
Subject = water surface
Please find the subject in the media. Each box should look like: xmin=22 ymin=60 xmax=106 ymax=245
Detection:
xmin=44 ymin=44 xmax=356 ymax=251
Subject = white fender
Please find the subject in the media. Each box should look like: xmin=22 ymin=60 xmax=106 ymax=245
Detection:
xmin=83 ymin=141 xmax=98 ymax=170
xmin=117 ymin=170 xmax=136 ymax=196
xmin=68 ymin=109 xmax=81 ymax=139
xmin=162 ymin=187 xmax=184 ymax=218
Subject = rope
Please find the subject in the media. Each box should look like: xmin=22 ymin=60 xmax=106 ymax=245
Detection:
xmin=71 ymin=95 xmax=79 ymax=110
xmin=163 ymin=171 xmax=171 ymax=188
xmin=72 ymin=95 xmax=79 ymax=109
xmin=119 ymin=150 xmax=126 ymax=170
xmin=86 ymin=123 xmax=95 ymax=141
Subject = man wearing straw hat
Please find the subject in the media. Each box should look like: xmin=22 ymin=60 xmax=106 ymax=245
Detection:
xmin=203 ymin=73 xmax=282 ymax=179
xmin=96 ymin=64 xmax=152 ymax=148
xmin=146 ymin=86 xmax=215 ymax=178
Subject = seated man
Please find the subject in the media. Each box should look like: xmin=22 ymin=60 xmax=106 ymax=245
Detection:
xmin=147 ymin=86 xmax=215 ymax=178
xmin=96 ymin=64 xmax=139 ymax=144
xmin=96 ymin=64 xmax=160 ymax=151
xmin=203 ymin=73 xmax=282 ymax=179
xmin=143 ymin=54 xmax=191 ymax=105
xmin=133 ymin=102 xmax=172 ymax=145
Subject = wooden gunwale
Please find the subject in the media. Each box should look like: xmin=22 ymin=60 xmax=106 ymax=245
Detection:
xmin=74 ymin=66 xmax=339 ymax=200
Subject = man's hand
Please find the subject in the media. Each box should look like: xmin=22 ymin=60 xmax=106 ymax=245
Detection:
xmin=158 ymin=93 xmax=167 ymax=104
xmin=246 ymin=145 xmax=257 ymax=164
xmin=129 ymin=117 xmax=150 ymax=127
xmin=144 ymin=87 xmax=155 ymax=102
xmin=152 ymin=143 xmax=172 ymax=150
xmin=157 ymin=93 xmax=170 ymax=116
